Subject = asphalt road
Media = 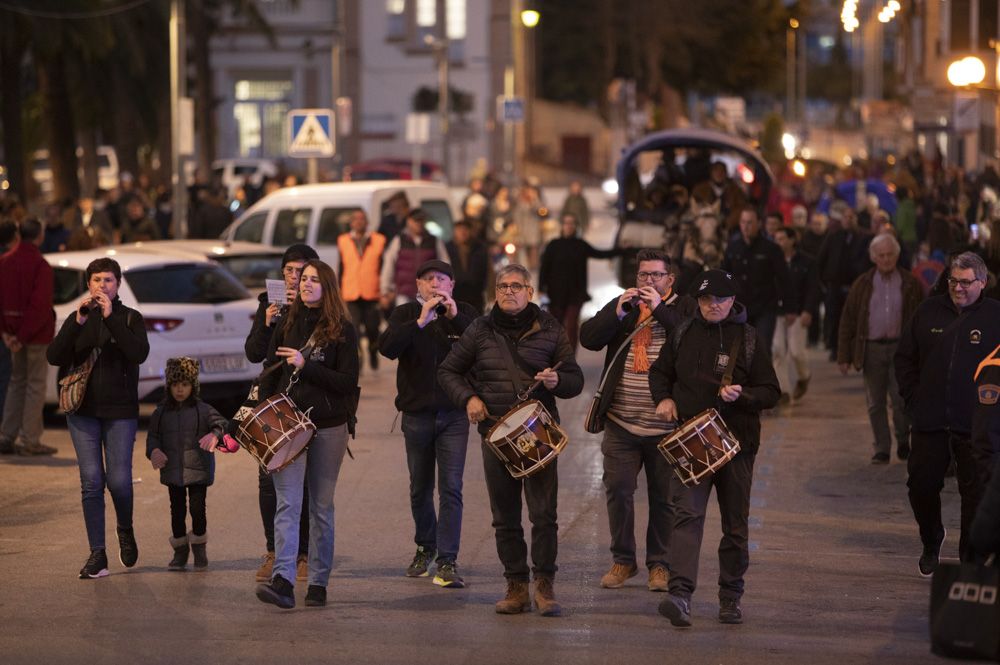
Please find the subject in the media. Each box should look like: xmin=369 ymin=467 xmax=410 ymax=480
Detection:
xmin=0 ymin=344 xmax=956 ymax=665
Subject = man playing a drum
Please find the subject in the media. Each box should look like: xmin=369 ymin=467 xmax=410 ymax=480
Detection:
xmin=378 ymin=259 xmax=480 ymax=588
xmin=438 ymin=264 xmax=583 ymax=617
xmin=649 ymin=269 xmax=779 ymax=627
xmin=579 ymin=248 xmax=696 ymax=592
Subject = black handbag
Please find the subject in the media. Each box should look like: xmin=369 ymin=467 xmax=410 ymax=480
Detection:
xmin=929 ymin=557 xmax=1000 ymax=660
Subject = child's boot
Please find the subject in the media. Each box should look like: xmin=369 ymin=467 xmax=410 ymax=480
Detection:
xmin=168 ymin=534 xmax=189 ymax=571
xmin=189 ymin=532 xmax=208 ymax=570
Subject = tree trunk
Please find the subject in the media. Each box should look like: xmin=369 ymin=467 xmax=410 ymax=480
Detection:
xmin=0 ymin=19 xmax=27 ymax=200
xmin=38 ymin=53 xmax=79 ymax=202
xmin=190 ymin=3 xmax=215 ymax=175
xmin=110 ymin=64 xmax=141 ymax=179
xmin=78 ymin=126 xmax=99 ymax=197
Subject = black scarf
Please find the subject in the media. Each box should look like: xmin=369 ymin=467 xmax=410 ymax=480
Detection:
xmin=490 ymin=302 xmax=539 ymax=340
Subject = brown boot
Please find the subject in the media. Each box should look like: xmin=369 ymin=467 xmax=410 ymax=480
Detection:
xmin=495 ymin=580 xmax=531 ymax=614
xmin=534 ymin=576 xmax=562 ymax=617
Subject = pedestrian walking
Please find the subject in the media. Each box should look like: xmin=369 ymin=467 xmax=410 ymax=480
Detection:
xmin=337 ymin=210 xmax=386 ymax=371
xmin=146 ymin=357 xmax=228 ymax=571
xmin=771 ymin=227 xmax=820 ymax=404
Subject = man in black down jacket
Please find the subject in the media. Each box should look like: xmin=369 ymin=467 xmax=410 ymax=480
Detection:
xmin=438 ymin=264 xmax=583 ymax=617
xmin=579 ymin=248 xmax=696 ymax=593
xmin=649 ymin=269 xmax=780 ymax=628
xmin=243 ymin=243 xmax=318 ymax=584
xmin=895 ymin=252 xmax=1000 ymax=574
xmin=378 ymin=259 xmax=479 ymax=588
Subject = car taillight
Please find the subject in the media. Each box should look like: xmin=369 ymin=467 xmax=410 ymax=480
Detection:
xmin=144 ymin=318 xmax=184 ymax=333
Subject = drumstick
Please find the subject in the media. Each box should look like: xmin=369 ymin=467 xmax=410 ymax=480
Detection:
xmin=518 ymin=361 xmax=564 ymax=399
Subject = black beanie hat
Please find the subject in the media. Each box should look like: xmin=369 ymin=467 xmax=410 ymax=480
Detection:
xmin=281 ymin=243 xmax=319 ymax=267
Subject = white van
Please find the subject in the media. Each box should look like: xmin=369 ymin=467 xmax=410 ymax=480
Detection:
xmin=222 ymin=180 xmax=458 ymax=270
xmin=32 ymin=146 xmax=120 ymax=196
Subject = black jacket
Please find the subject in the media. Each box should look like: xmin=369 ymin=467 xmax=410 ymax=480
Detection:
xmin=245 ymin=291 xmax=284 ymax=364
xmin=579 ymin=292 xmax=697 ymax=423
xmin=265 ymin=308 xmax=360 ymax=429
xmin=971 ymin=458 xmax=1000 ymax=557
xmin=721 ymin=233 xmax=792 ymax=318
xmin=438 ymin=304 xmax=584 ymax=437
xmin=895 ymin=294 xmax=1000 ymax=435
xmin=146 ymin=399 xmax=227 ymax=487
xmin=785 ymin=251 xmax=822 ymax=315
xmin=47 ymin=299 xmax=150 ymax=419
xmin=648 ymin=303 xmax=780 ymax=454
xmin=816 ymin=228 xmax=873 ymax=289
xmin=446 ymin=240 xmax=490 ymax=313
xmin=538 ymin=237 xmax=618 ymax=307
xmin=378 ymin=299 xmax=479 ymax=413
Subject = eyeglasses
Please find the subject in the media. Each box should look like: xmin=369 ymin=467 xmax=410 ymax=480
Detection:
xmin=637 ymin=271 xmax=668 ymax=281
xmin=496 ymin=283 xmax=527 ymax=294
xmin=947 ymin=277 xmax=980 ymax=288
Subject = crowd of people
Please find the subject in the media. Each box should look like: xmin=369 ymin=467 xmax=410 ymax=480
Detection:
xmin=1 ymin=147 xmax=999 ymax=633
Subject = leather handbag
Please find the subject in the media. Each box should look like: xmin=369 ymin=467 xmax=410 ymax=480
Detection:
xmin=584 ymin=315 xmax=656 ymax=434
xmin=58 ymin=348 xmax=100 ymax=414
xmin=929 ymin=557 xmax=1000 ymax=660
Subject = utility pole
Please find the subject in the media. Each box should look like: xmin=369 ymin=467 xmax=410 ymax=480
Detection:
xmin=170 ymin=0 xmax=188 ymax=239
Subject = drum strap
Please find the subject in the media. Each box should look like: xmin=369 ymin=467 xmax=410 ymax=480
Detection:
xmin=492 ymin=330 xmax=529 ymax=398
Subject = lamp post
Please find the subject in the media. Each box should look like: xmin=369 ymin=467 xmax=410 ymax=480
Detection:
xmin=424 ymin=35 xmax=450 ymax=183
xmin=786 ymin=18 xmax=798 ymax=123
xmin=947 ymin=55 xmax=990 ymax=171
xmin=170 ymin=0 xmax=187 ymax=239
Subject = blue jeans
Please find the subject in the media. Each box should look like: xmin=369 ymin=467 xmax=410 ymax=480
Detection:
xmin=67 ymin=416 xmax=138 ymax=550
xmin=401 ymin=410 xmax=470 ymax=563
xmin=272 ymin=424 xmax=349 ymax=588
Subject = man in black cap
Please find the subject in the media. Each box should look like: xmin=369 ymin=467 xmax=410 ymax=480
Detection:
xmin=649 ymin=269 xmax=780 ymax=628
xmin=244 ymin=242 xmax=319 ymax=584
xmin=379 ymin=259 xmax=479 ymax=588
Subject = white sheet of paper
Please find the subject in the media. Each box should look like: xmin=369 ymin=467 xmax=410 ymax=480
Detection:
xmin=265 ymin=279 xmax=288 ymax=305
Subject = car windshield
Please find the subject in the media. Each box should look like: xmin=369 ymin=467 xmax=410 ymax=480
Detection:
xmin=213 ymin=254 xmax=282 ymax=290
xmin=125 ymin=264 xmax=250 ymax=304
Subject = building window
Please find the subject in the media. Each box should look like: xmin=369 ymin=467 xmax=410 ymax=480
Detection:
xmin=445 ymin=0 xmax=465 ymax=40
xmin=387 ymin=0 xmax=405 ymax=40
xmin=233 ymin=78 xmax=293 ymax=158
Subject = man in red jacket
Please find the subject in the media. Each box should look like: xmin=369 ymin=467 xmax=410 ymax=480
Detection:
xmin=0 ymin=218 xmax=56 ymax=456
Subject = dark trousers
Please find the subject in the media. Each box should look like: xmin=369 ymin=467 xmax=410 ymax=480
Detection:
xmin=348 ymin=299 xmax=381 ymax=356
xmin=668 ymin=451 xmax=755 ymax=602
xmin=907 ymin=430 xmax=983 ymax=561
xmin=549 ymin=302 xmax=583 ymax=349
xmin=168 ymin=484 xmax=208 ymax=538
xmin=481 ymin=440 xmax=558 ymax=581
xmin=401 ymin=410 xmax=470 ymax=563
xmin=824 ymin=285 xmax=849 ymax=357
xmin=258 ymin=465 xmax=309 ymax=555
xmin=601 ymin=420 xmax=673 ymax=569
xmin=748 ymin=310 xmax=777 ymax=355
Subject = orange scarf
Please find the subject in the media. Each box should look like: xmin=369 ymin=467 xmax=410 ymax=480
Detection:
xmin=631 ymin=290 xmax=671 ymax=373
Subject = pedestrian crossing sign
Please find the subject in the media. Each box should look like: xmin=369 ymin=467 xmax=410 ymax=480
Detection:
xmin=287 ymin=109 xmax=336 ymax=157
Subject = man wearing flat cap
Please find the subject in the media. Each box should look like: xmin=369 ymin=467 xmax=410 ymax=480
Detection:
xmin=379 ymin=258 xmax=480 ymax=588
xmin=649 ymin=269 xmax=780 ymax=628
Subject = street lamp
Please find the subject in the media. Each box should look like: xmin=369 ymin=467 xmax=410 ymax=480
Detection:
xmin=520 ymin=9 xmax=540 ymax=28
xmin=947 ymin=56 xmax=986 ymax=88
xmin=787 ymin=18 xmax=798 ymax=123
xmin=424 ymin=34 xmax=450 ymax=183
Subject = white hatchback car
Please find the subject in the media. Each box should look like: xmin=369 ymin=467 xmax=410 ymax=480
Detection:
xmin=45 ymin=249 xmax=260 ymax=411
xmin=122 ymin=239 xmax=284 ymax=296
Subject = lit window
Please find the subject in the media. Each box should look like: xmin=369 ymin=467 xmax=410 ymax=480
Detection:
xmin=387 ymin=0 xmax=404 ymax=13
xmin=446 ymin=0 xmax=466 ymax=39
xmin=416 ymin=0 xmax=435 ymax=26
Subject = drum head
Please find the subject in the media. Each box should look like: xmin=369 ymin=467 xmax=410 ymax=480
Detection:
xmin=267 ymin=427 xmax=314 ymax=472
xmin=488 ymin=401 xmax=540 ymax=442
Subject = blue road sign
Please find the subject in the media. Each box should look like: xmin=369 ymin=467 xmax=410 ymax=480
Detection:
xmin=287 ymin=109 xmax=335 ymax=157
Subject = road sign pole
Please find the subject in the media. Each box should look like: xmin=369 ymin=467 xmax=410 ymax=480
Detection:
xmin=307 ymin=158 xmax=318 ymax=184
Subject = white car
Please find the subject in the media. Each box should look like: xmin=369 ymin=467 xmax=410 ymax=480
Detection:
xmin=122 ymin=239 xmax=284 ymax=296
xmin=32 ymin=146 xmax=120 ymax=196
xmin=45 ymin=249 xmax=261 ymax=411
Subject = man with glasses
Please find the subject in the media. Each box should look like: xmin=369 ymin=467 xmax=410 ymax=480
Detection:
xmin=438 ymin=264 xmax=583 ymax=617
xmin=245 ymin=243 xmax=318 ymax=584
xmin=579 ymin=248 xmax=696 ymax=593
xmin=895 ymin=251 xmax=1000 ymax=575
xmin=649 ymin=269 xmax=780 ymax=628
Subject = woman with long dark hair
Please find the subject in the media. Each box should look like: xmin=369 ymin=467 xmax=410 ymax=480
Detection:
xmin=255 ymin=259 xmax=359 ymax=609
xmin=47 ymin=258 xmax=150 ymax=578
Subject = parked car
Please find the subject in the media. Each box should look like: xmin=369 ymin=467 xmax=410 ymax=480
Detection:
xmin=123 ymin=239 xmax=284 ymax=295
xmin=222 ymin=180 xmax=458 ymax=270
xmin=343 ymin=158 xmax=444 ymax=183
xmin=45 ymin=249 xmax=260 ymax=413
xmin=31 ymin=146 xmax=120 ymax=196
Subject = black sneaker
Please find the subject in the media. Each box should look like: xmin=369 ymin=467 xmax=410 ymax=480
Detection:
xmin=406 ymin=546 xmax=434 ymax=577
xmin=870 ymin=453 xmax=890 ymax=465
xmin=919 ymin=528 xmax=946 ymax=578
xmin=0 ymin=437 xmax=15 ymax=455
xmin=256 ymin=574 xmax=295 ymax=609
xmin=117 ymin=526 xmax=138 ymax=568
xmin=658 ymin=594 xmax=692 ymax=627
xmin=433 ymin=561 xmax=465 ymax=588
xmin=79 ymin=549 xmax=109 ymax=579
xmin=719 ymin=598 xmax=743 ymax=624
xmin=305 ymin=585 xmax=327 ymax=607
xmin=897 ymin=443 xmax=910 ymax=461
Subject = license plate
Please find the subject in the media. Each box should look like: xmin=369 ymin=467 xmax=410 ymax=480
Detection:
xmin=200 ymin=354 xmax=248 ymax=374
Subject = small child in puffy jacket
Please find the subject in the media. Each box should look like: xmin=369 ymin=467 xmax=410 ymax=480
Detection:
xmin=146 ymin=357 xmax=228 ymax=571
